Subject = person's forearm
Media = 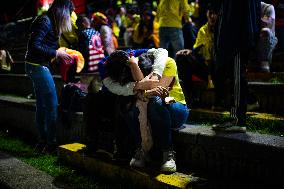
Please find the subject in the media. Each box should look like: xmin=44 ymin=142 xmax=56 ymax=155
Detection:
xmin=130 ymin=63 xmax=144 ymax=81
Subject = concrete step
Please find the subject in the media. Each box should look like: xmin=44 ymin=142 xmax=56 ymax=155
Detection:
xmin=0 ymin=94 xmax=284 ymax=180
xmin=247 ymin=71 xmax=284 ymax=82
xmin=193 ymin=81 xmax=284 ymax=114
xmin=1 ymin=73 xmax=284 ymax=113
xmin=58 ymin=143 xmax=204 ymax=189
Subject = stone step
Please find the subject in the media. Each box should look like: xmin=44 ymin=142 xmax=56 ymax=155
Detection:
xmin=1 ymin=73 xmax=284 ymax=113
xmin=58 ymin=143 xmax=204 ymax=189
xmin=247 ymin=71 xmax=284 ymax=82
xmin=190 ymin=81 xmax=284 ymax=114
xmin=0 ymin=93 xmax=284 ymax=181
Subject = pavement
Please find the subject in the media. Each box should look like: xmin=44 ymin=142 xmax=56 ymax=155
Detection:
xmin=0 ymin=151 xmax=67 ymax=189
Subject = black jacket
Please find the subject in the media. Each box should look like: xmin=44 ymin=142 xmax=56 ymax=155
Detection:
xmin=25 ymin=13 xmax=59 ymax=67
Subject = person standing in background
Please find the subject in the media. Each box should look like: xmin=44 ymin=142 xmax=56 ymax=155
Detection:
xmin=25 ymin=0 xmax=74 ymax=153
xmin=156 ymin=0 xmax=190 ymax=58
xmin=212 ymin=0 xmax=261 ymax=132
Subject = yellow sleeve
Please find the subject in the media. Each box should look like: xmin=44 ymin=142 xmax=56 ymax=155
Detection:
xmin=193 ymin=27 xmax=206 ymax=49
xmin=162 ymin=58 xmax=177 ymax=77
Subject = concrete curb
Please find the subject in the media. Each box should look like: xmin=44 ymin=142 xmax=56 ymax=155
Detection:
xmin=1 ymin=94 xmax=284 ymax=180
xmin=58 ymin=143 xmax=204 ymax=189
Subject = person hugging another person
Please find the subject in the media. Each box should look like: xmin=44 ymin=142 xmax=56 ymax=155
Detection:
xmin=102 ymin=48 xmax=189 ymax=173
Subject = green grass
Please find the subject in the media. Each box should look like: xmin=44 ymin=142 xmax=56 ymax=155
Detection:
xmin=188 ymin=113 xmax=284 ymax=136
xmin=0 ymin=131 xmax=134 ymax=189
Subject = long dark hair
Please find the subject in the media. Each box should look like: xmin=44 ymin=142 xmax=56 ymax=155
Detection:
xmin=105 ymin=50 xmax=133 ymax=86
xmin=48 ymin=0 xmax=74 ymax=35
xmin=138 ymin=53 xmax=154 ymax=76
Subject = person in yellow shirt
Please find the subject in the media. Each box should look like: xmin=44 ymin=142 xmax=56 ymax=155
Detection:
xmin=157 ymin=0 xmax=190 ymax=58
xmin=193 ymin=4 xmax=218 ymax=89
xmin=133 ymin=9 xmax=159 ymax=48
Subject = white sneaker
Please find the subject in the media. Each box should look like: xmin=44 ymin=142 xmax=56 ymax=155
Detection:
xmin=160 ymin=151 xmax=176 ymax=173
xmin=129 ymin=148 xmax=148 ymax=168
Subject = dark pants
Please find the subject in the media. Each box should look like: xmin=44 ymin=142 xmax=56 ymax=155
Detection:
xmin=214 ymin=52 xmax=248 ymax=125
xmin=84 ymin=90 xmax=135 ymax=156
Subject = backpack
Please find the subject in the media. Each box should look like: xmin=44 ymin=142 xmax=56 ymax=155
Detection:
xmin=60 ymin=82 xmax=88 ymax=128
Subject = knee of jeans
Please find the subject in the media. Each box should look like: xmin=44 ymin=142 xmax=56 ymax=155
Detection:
xmin=148 ymin=97 xmax=164 ymax=109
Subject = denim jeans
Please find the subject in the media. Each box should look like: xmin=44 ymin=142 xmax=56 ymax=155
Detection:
xmin=159 ymin=27 xmax=184 ymax=58
xmin=25 ymin=63 xmax=58 ymax=145
xmin=126 ymin=96 xmax=189 ymax=151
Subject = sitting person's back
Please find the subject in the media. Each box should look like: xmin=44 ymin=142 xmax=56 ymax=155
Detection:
xmin=76 ymin=16 xmax=105 ymax=73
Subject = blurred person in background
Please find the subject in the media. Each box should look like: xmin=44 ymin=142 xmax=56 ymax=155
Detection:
xmin=91 ymin=12 xmax=117 ymax=56
xmin=156 ymin=0 xmax=190 ymax=58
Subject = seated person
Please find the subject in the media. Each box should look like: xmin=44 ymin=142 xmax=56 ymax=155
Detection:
xmin=176 ymin=4 xmax=218 ymax=107
xmin=249 ymin=1 xmax=278 ymax=72
xmin=103 ymin=49 xmax=189 ymax=173
xmin=76 ymin=16 xmax=105 ymax=73
xmin=193 ymin=3 xmax=217 ymax=88
xmin=84 ymin=48 xmax=167 ymax=159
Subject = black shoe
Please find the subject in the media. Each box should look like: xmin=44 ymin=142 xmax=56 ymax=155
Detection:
xmin=212 ymin=121 xmax=246 ymax=133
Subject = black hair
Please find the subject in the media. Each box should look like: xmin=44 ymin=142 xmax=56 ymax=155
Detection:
xmin=105 ymin=50 xmax=133 ymax=85
xmin=138 ymin=53 xmax=154 ymax=76
xmin=206 ymin=2 xmax=219 ymax=13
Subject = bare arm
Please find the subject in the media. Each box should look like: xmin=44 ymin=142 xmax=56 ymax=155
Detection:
xmin=128 ymin=56 xmax=144 ymax=81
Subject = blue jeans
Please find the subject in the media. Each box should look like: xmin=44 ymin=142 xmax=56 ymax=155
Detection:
xmin=25 ymin=63 xmax=58 ymax=145
xmin=159 ymin=27 xmax=184 ymax=59
xmin=126 ymin=96 xmax=189 ymax=151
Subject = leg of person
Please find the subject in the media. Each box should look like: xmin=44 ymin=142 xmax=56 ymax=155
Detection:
xmin=212 ymin=53 xmax=246 ymax=132
xmin=83 ymin=91 xmax=107 ymax=155
xmin=257 ymin=28 xmax=278 ymax=72
xmin=26 ymin=63 xmax=48 ymax=150
xmin=169 ymin=28 xmax=184 ymax=59
xmin=175 ymin=50 xmax=194 ymax=106
xmin=125 ymin=105 xmax=149 ymax=168
xmin=212 ymin=62 xmax=229 ymax=111
xmin=39 ymin=66 xmax=58 ymax=153
xmin=147 ymin=97 xmax=176 ymax=173
xmin=159 ymin=27 xmax=169 ymax=50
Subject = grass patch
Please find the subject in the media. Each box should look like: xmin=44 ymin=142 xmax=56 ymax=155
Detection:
xmin=188 ymin=111 xmax=284 ymax=136
xmin=0 ymin=131 xmax=134 ymax=189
